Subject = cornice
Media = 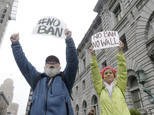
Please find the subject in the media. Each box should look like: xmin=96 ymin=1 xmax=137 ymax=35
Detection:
xmin=94 ymin=0 xmax=108 ymax=13
xmin=77 ymin=15 xmax=101 ymax=53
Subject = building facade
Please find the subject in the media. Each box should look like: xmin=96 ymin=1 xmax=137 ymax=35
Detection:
xmin=0 ymin=78 xmax=19 ymax=115
xmin=72 ymin=0 xmax=154 ymax=115
xmin=7 ymin=103 xmax=19 ymax=115
xmin=0 ymin=0 xmax=18 ymax=47
xmin=0 ymin=78 xmax=14 ymax=103
xmin=0 ymin=91 xmax=9 ymax=115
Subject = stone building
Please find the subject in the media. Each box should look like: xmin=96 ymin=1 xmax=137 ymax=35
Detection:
xmin=7 ymin=103 xmax=19 ymax=115
xmin=72 ymin=0 xmax=154 ymax=115
xmin=0 ymin=91 xmax=9 ymax=115
xmin=0 ymin=78 xmax=14 ymax=103
xmin=0 ymin=78 xmax=19 ymax=115
xmin=0 ymin=0 xmax=18 ymax=47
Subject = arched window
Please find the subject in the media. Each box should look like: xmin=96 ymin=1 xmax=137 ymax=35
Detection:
xmin=75 ymin=104 xmax=79 ymax=115
xmin=82 ymin=80 xmax=86 ymax=91
xmin=91 ymin=95 xmax=99 ymax=115
xmin=109 ymin=1 xmax=124 ymax=27
xmin=147 ymin=15 xmax=154 ymax=60
xmin=148 ymin=17 xmax=154 ymax=39
xmin=82 ymin=100 xmax=87 ymax=115
xmin=129 ymin=75 xmax=143 ymax=109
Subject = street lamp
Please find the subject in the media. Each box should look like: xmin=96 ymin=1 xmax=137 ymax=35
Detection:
xmin=136 ymin=67 xmax=146 ymax=85
xmin=136 ymin=67 xmax=154 ymax=104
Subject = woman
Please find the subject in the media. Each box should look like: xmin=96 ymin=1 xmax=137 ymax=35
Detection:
xmin=89 ymin=40 xmax=130 ymax=115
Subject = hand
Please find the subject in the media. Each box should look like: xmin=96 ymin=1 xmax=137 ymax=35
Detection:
xmin=118 ymin=40 xmax=124 ymax=52
xmin=10 ymin=33 xmax=19 ymax=42
xmin=89 ymin=45 xmax=95 ymax=56
xmin=64 ymin=29 xmax=72 ymax=39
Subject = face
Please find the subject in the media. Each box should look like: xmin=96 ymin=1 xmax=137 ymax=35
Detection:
xmin=44 ymin=62 xmax=61 ymax=78
xmin=103 ymin=69 xmax=115 ymax=85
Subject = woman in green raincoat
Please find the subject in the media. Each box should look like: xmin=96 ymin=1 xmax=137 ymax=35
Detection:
xmin=89 ymin=40 xmax=130 ymax=115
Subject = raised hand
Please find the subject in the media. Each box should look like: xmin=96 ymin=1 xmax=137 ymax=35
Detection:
xmin=118 ymin=40 xmax=124 ymax=52
xmin=89 ymin=45 xmax=95 ymax=56
xmin=64 ymin=29 xmax=72 ymax=39
xmin=10 ymin=33 xmax=19 ymax=43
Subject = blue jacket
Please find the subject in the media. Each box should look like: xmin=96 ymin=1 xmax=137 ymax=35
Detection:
xmin=11 ymin=38 xmax=79 ymax=115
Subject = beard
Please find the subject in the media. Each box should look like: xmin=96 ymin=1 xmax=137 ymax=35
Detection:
xmin=44 ymin=65 xmax=61 ymax=78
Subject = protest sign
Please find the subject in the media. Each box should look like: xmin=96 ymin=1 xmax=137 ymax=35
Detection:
xmin=91 ymin=31 xmax=119 ymax=50
xmin=32 ymin=16 xmax=67 ymax=39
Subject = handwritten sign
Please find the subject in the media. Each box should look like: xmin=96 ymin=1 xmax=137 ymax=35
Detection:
xmin=91 ymin=31 xmax=119 ymax=50
xmin=32 ymin=16 xmax=67 ymax=39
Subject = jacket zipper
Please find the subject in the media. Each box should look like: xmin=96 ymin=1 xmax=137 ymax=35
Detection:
xmin=65 ymin=98 xmax=69 ymax=115
xmin=45 ymin=88 xmax=48 ymax=115
xmin=45 ymin=78 xmax=53 ymax=115
xmin=105 ymin=88 xmax=112 ymax=100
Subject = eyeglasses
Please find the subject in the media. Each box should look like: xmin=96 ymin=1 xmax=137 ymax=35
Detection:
xmin=46 ymin=62 xmax=58 ymax=65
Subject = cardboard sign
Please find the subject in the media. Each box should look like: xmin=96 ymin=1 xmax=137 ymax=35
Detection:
xmin=32 ymin=16 xmax=67 ymax=39
xmin=91 ymin=31 xmax=119 ymax=50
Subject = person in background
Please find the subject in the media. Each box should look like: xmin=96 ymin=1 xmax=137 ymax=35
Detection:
xmin=89 ymin=40 xmax=130 ymax=115
xmin=10 ymin=29 xmax=78 ymax=115
xmin=88 ymin=108 xmax=95 ymax=115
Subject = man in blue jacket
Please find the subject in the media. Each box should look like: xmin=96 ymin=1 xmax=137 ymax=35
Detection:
xmin=10 ymin=29 xmax=79 ymax=115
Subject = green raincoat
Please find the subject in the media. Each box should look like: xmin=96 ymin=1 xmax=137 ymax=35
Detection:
xmin=91 ymin=52 xmax=130 ymax=115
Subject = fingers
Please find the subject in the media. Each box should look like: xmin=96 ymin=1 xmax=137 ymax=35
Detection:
xmin=64 ymin=29 xmax=72 ymax=39
xmin=13 ymin=33 xmax=19 ymax=38
xmin=64 ymin=29 xmax=71 ymax=35
xmin=118 ymin=40 xmax=124 ymax=52
xmin=10 ymin=33 xmax=19 ymax=42
xmin=64 ymin=29 xmax=69 ymax=35
xmin=89 ymin=45 xmax=95 ymax=56
xmin=119 ymin=40 xmax=124 ymax=47
xmin=10 ymin=33 xmax=19 ymax=38
xmin=89 ymin=45 xmax=93 ymax=51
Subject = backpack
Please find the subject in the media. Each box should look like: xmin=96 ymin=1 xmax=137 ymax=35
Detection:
xmin=25 ymin=72 xmax=73 ymax=115
xmin=34 ymin=72 xmax=73 ymax=100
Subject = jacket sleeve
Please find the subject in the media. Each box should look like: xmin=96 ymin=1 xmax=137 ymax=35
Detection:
xmin=63 ymin=38 xmax=79 ymax=92
xmin=91 ymin=55 xmax=104 ymax=98
xmin=11 ymin=42 xmax=40 ymax=89
xmin=117 ymin=52 xmax=127 ymax=96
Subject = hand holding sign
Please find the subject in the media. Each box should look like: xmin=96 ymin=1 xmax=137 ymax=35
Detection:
xmin=64 ymin=29 xmax=72 ymax=39
xmin=32 ymin=16 xmax=67 ymax=39
xmin=118 ymin=40 xmax=124 ymax=53
xmin=89 ymin=45 xmax=95 ymax=56
xmin=91 ymin=31 xmax=119 ymax=50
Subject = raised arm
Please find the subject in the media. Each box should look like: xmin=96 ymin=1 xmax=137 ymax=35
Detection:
xmin=63 ymin=29 xmax=79 ymax=91
xmin=117 ymin=40 xmax=127 ymax=95
xmin=89 ymin=45 xmax=104 ymax=98
xmin=10 ymin=33 xmax=40 ymax=89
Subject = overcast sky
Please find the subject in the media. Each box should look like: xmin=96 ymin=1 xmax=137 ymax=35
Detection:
xmin=0 ymin=0 xmax=97 ymax=114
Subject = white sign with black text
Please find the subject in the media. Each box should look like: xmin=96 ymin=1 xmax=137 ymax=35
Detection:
xmin=32 ymin=16 xmax=67 ymax=39
xmin=91 ymin=31 xmax=119 ymax=50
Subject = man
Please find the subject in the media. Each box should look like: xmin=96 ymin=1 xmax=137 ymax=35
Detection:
xmin=10 ymin=29 xmax=79 ymax=115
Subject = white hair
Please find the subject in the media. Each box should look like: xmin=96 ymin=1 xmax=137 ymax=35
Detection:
xmin=44 ymin=65 xmax=61 ymax=78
